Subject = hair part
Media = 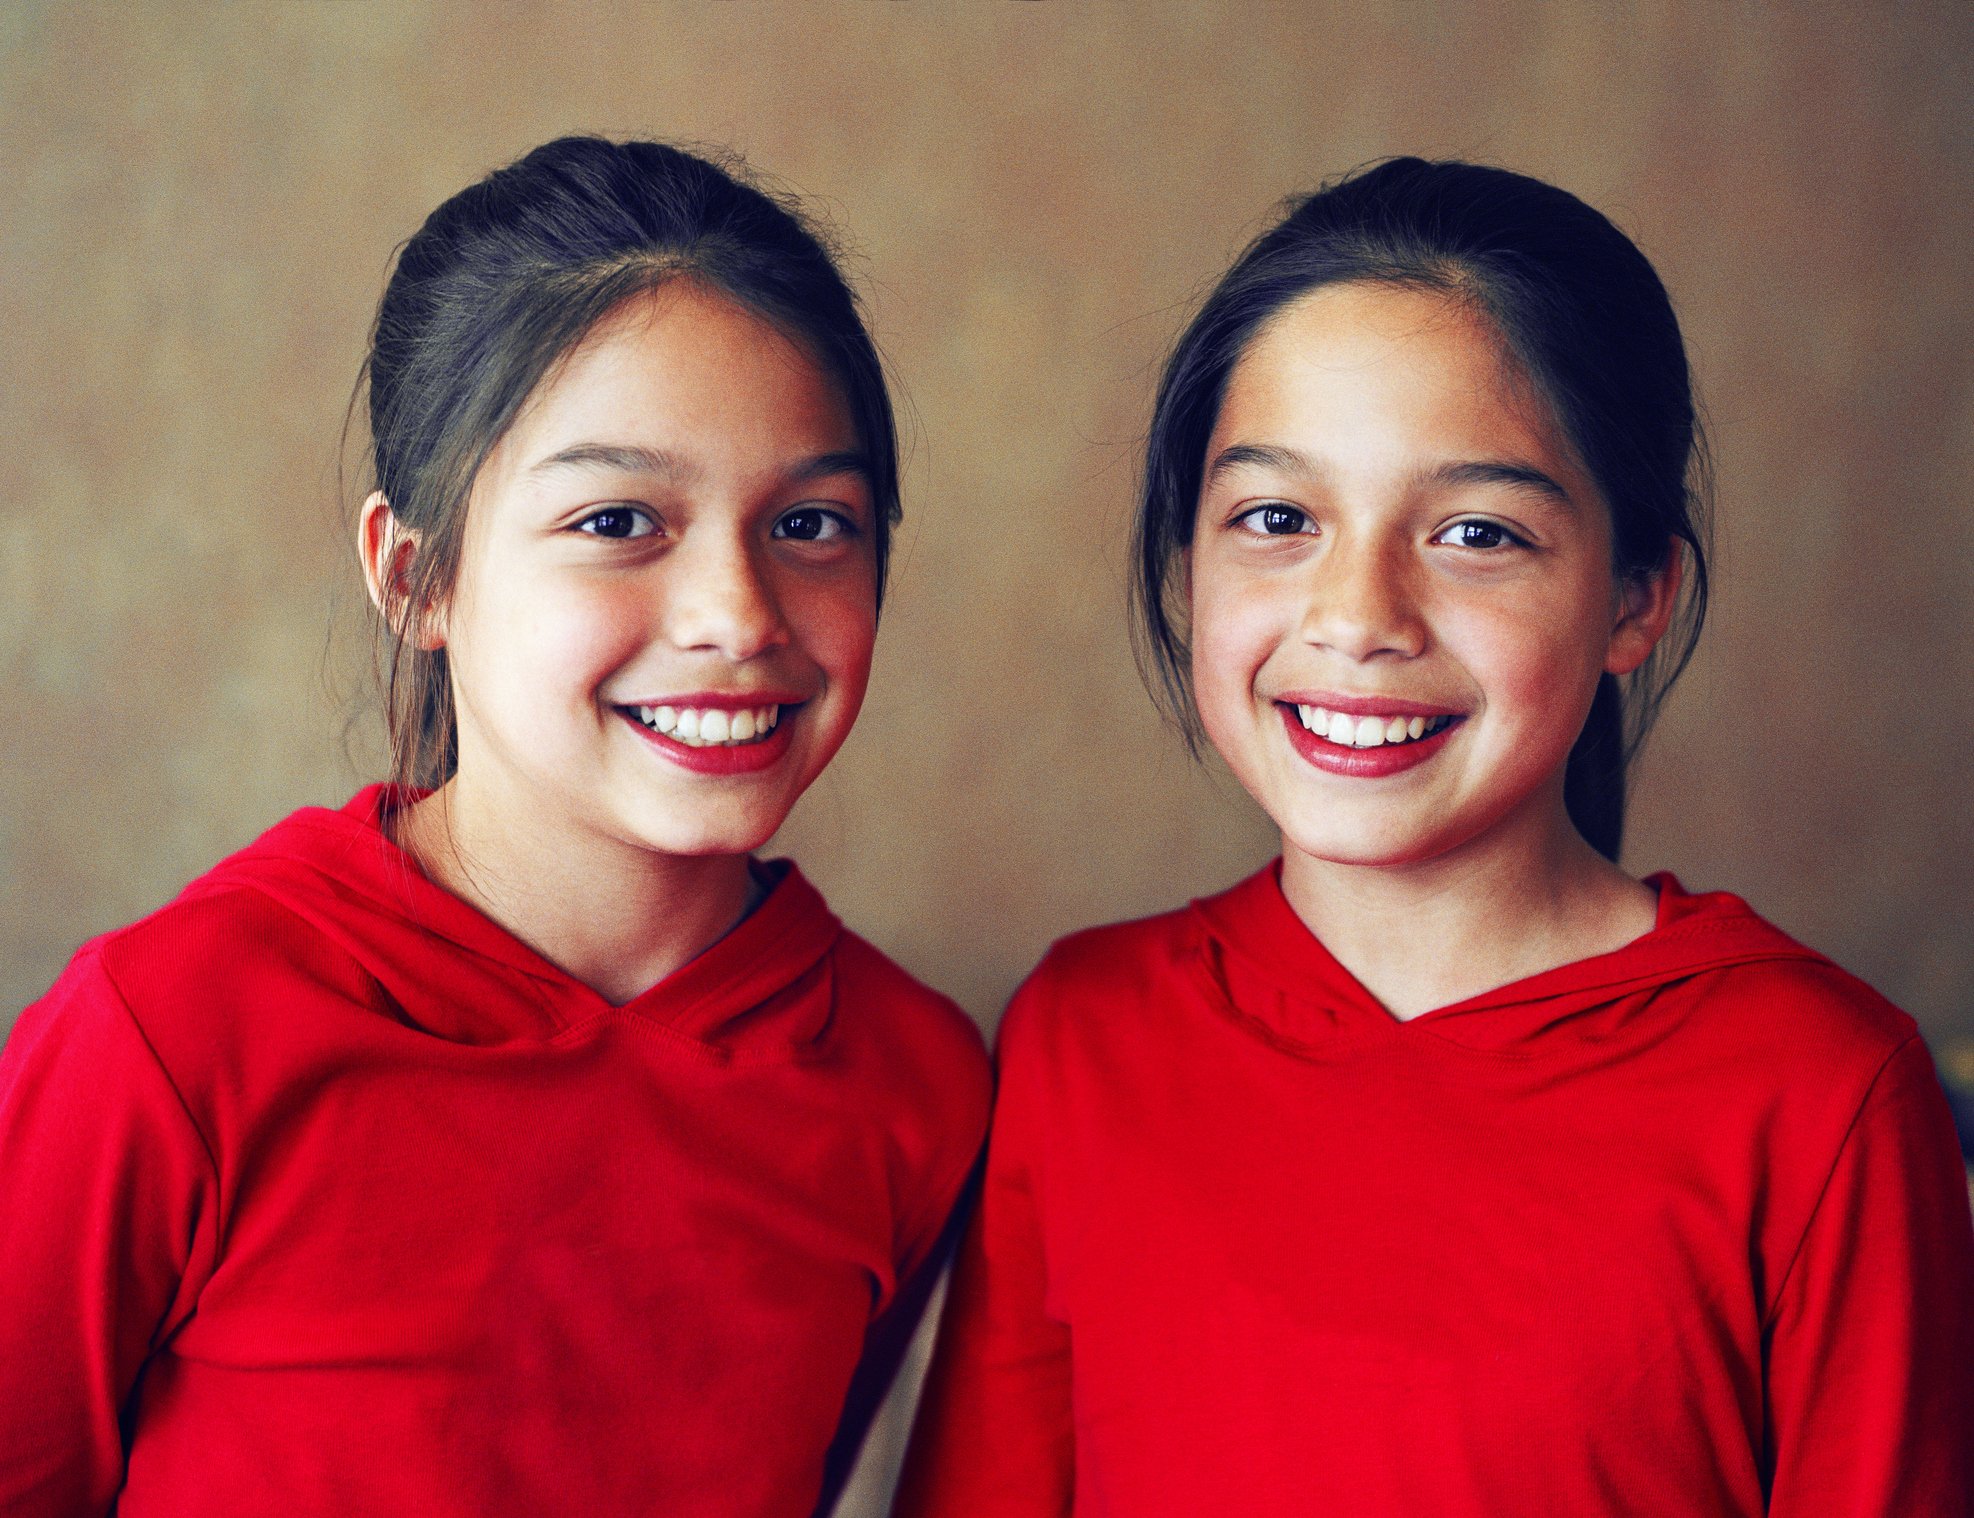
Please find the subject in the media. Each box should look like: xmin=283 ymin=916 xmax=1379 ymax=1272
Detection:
xmin=358 ymin=135 xmax=901 ymax=791
xmin=1132 ymin=157 xmax=1712 ymax=860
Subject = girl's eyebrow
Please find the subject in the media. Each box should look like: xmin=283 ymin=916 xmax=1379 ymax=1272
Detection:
xmin=527 ymin=443 xmax=871 ymax=487
xmin=1206 ymin=443 xmax=1574 ymax=511
xmin=530 ymin=442 xmax=699 ymax=481
xmin=1205 ymin=442 xmax=1312 ymax=484
xmin=1420 ymin=459 xmax=1575 ymax=510
xmin=787 ymin=450 xmax=872 ymax=486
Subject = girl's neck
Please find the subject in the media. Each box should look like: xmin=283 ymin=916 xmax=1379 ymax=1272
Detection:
xmin=1278 ymin=800 xmax=1660 ymax=1022
xmin=391 ymin=776 xmax=760 ymax=1007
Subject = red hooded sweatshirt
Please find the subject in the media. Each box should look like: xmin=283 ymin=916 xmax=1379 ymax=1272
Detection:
xmin=0 ymin=787 xmax=990 ymax=1516
xmin=896 ymin=864 xmax=1974 ymax=1517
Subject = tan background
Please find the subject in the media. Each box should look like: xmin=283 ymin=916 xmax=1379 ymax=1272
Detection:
xmin=3 ymin=2 xmax=1971 ymax=1508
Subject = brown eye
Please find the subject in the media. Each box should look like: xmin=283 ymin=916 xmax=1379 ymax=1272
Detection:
xmin=576 ymin=506 xmax=654 ymax=539
xmin=1433 ymin=519 xmax=1525 ymax=550
xmin=773 ymin=507 xmax=852 ymax=542
xmin=1235 ymin=503 xmax=1312 ymax=536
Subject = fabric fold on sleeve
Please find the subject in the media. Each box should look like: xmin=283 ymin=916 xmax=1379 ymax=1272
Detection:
xmin=894 ymin=982 xmax=1076 ymax=1518
xmin=0 ymin=952 xmax=220 ymax=1515
xmin=1762 ymin=1033 xmax=1974 ymax=1517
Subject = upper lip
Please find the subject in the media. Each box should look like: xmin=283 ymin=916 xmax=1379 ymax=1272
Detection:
xmin=614 ymin=691 xmax=807 ymax=710
xmin=1276 ymin=691 xmax=1463 ymax=719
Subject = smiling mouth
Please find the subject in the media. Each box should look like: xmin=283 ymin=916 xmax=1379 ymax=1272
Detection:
xmin=1290 ymin=704 xmax=1458 ymax=749
xmin=623 ymin=702 xmax=785 ymax=748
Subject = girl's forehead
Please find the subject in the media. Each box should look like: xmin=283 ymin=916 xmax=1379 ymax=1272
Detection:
xmin=503 ymin=284 xmax=855 ymax=462
xmin=1241 ymin=284 xmax=1510 ymax=393
xmin=559 ymin=285 xmax=826 ymax=401
xmin=1214 ymin=284 xmax=1568 ymax=468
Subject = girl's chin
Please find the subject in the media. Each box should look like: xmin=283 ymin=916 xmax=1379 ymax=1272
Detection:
xmin=1282 ymin=831 xmax=1456 ymax=873
xmin=1276 ymin=790 xmax=1572 ymax=878
xmin=613 ymin=799 xmax=791 ymax=858
xmin=1276 ymin=802 xmax=1484 ymax=873
xmin=586 ymin=787 xmax=797 ymax=863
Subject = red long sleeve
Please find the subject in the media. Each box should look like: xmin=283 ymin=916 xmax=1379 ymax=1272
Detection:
xmin=895 ymin=983 xmax=1073 ymax=1516
xmin=1764 ymin=1034 xmax=1974 ymax=1513
xmin=897 ymin=865 xmax=1974 ymax=1517
xmin=0 ymin=956 xmax=220 ymax=1512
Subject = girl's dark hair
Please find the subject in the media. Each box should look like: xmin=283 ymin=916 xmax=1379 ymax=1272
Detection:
xmin=1133 ymin=157 xmax=1711 ymax=861
xmin=362 ymin=135 xmax=901 ymax=790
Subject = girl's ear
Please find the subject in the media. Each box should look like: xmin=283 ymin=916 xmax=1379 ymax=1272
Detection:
xmin=359 ymin=491 xmax=446 ymax=651
xmin=1604 ymin=540 xmax=1684 ymax=677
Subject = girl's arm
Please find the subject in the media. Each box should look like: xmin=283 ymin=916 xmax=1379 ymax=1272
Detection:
xmin=1763 ymin=1034 xmax=1974 ymax=1515
xmin=813 ymin=1173 xmax=977 ymax=1518
xmin=892 ymin=1001 xmax=1074 ymax=1518
xmin=0 ymin=953 xmax=218 ymax=1514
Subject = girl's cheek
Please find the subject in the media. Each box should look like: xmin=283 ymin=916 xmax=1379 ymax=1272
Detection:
xmin=1190 ymin=586 xmax=1274 ymax=754
xmin=1194 ymin=571 xmax=1275 ymax=679
xmin=553 ymin=574 xmax=659 ymax=652
xmin=800 ymin=573 xmax=880 ymax=680
xmin=1188 ymin=588 xmax=1230 ymax=693
xmin=1454 ymin=599 xmax=1603 ymax=741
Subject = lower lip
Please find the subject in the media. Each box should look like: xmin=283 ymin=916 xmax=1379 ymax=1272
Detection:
xmin=1279 ymin=703 xmax=1460 ymax=777
xmin=618 ymin=708 xmax=797 ymax=775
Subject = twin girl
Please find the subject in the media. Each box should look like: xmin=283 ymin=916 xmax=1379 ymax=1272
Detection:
xmin=2 ymin=136 xmax=1968 ymax=1516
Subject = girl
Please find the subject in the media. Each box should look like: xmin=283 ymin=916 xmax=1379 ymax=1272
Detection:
xmin=0 ymin=137 xmax=989 ymax=1515
xmin=896 ymin=159 xmax=1974 ymax=1515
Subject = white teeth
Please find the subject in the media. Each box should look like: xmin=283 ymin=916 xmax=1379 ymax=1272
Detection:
xmin=630 ymin=702 xmax=784 ymax=747
xmin=1296 ymin=705 xmax=1453 ymax=749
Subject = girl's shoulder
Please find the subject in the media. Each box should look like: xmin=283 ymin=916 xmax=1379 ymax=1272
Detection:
xmin=5 ymin=800 xmax=386 ymax=1151
xmin=54 ymin=799 xmax=383 ymax=1012
xmin=825 ymin=923 xmax=992 ymax=1105
xmin=1014 ymin=897 xmax=1209 ymax=1016
xmin=1033 ymin=908 xmax=1200 ymax=994
xmin=1642 ymin=873 xmax=1919 ymax=1074
xmin=820 ymin=924 xmax=992 ymax=1227
xmin=24 ymin=790 xmax=427 ymax=1061
xmin=992 ymin=872 xmax=1256 ymax=1069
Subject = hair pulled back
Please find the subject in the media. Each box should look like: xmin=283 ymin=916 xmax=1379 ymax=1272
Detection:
xmin=363 ymin=135 xmax=901 ymax=791
xmin=1133 ymin=157 xmax=1710 ymax=860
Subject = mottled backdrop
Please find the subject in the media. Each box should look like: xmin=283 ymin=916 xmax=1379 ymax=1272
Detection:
xmin=3 ymin=1 xmax=1970 ymax=1508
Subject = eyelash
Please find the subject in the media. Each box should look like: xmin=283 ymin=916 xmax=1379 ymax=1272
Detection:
xmin=1230 ymin=504 xmax=1530 ymax=552
xmin=571 ymin=504 xmax=859 ymax=543
xmin=574 ymin=505 xmax=656 ymax=540
xmin=1432 ymin=518 xmax=1530 ymax=551
xmin=772 ymin=506 xmax=857 ymax=543
xmin=1231 ymin=503 xmax=1315 ymax=536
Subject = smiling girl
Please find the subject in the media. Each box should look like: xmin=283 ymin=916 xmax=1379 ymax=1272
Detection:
xmin=896 ymin=160 xmax=1974 ymax=1516
xmin=0 ymin=137 xmax=989 ymax=1515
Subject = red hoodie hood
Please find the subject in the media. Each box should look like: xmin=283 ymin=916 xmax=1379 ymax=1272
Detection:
xmin=174 ymin=786 xmax=843 ymax=1057
xmin=1188 ymin=861 xmax=1830 ymax=1054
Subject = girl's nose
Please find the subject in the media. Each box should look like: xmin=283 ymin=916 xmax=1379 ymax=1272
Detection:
xmin=665 ymin=535 xmax=790 ymax=661
xmin=1300 ymin=537 xmax=1427 ymax=661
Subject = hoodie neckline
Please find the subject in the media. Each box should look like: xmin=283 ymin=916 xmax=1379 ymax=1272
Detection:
xmin=203 ymin=786 xmax=842 ymax=1053
xmin=1187 ymin=859 xmax=1826 ymax=1055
